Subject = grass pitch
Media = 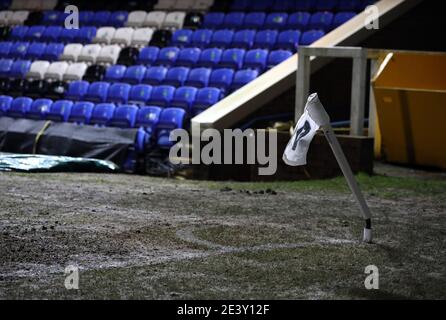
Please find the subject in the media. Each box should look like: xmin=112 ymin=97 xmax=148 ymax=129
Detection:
xmin=0 ymin=163 xmax=445 ymax=299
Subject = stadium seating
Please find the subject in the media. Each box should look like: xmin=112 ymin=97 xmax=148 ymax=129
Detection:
xmin=0 ymin=0 xmax=365 ymax=158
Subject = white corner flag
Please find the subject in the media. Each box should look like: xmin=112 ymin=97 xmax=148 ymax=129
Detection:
xmin=283 ymin=108 xmax=320 ymax=166
xmin=283 ymin=93 xmax=373 ymax=243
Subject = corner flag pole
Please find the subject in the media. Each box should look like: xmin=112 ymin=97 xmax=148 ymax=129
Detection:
xmin=306 ymin=94 xmax=373 ymax=243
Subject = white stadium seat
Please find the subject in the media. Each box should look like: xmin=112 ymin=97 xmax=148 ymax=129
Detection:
xmin=10 ymin=0 xmax=27 ymax=10
xmin=44 ymin=61 xmax=69 ymax=81
xmin=175 ymin=0 xmax=195 ymax=10
xmin=9 ymin=10 xmax=29 ymax=25
xmin=111 ymin=27 xmax=134 ymax=47
xmin=0 ymin=11 xmax=13 ymax=25
xmin=144 ymin=11 xmax=166 ymax=28
xmin=93 ymin=27 xmax=116 ymax=45
xmin=63 ymin=62 xmax=88 ymax=81
xmin=78 ymin=44 xmax=102 ymax=64
xmin=26 ymin=61 xmax=50 ymax=80
xmin=193 ymin=0 xmax=215 ymax=11
xmin=162 ymin=11 xmax=186 ymax=29
xmin=126 ymin=11 xmax=147 ymax=28
xmin=96 ymin=45 xmax=121 ymax=65
xmin=131 ymin=28 xmax=154 ymax=47
xmin=40 ymin=0 xmax=58 ymax=10
xmin=60 ymin=43 xmax=83 ymax=62
xmin=154 ymin=0 xmax=177 ymax=11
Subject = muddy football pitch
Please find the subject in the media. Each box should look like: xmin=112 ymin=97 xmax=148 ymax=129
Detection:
xmin=0 ymin=163 xmax=445 ymax=299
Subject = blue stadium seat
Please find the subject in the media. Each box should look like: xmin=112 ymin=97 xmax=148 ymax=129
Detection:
xmin=315 ymin=0 xmax=338 ymax=11
xmin=9 ymin=59 xmax=31 ymax=78
xmin=90 ymin=103 xmax=115 ymax=126
xmin=9 ymin=26 xmax=28 ymax=41
xmin=156 ymin=108 xmax=187 ymax=149
xmin=231 ymin=69 xmax=259 ymax=91
xmin=147 ymin=85 xmax=175 ymax=107
xmin=9 ymin=42 xmax=29 ymax=59
xmin=232 ymin=30 xmax=256 ymax=49
xmin=250 ymin=0 xmax=273 ymax=11
xmin=198 ymin=48 xmax=222 ymax=68
xmin=332 ymin=12 xmax=356 ymax=29
xmin=143 ymin=66 xmax=168 ymax=85
xmin=108 ymin=11 xmax=128 ymax=28
xmin=0 ymin=41 xmax=12 ymax=57
xmin=272 ymin=0 xmax=294 ymax=11
xmin=46 ymin=100 xmax=73 ymax=122
xmin=243 ymin=12 xmax=266 ymax=29
xmin=68 ymin=101 xmax=95 ymax=124
xmin=41 ymin=42 xmax=64 ymax=61
xmin=210 ymin=30 xmax=234 ymax=48
xmin=170 ymin=86 xmax=198 ymax=112
xmin=0 ymin=95 xmax=13 ymax=116
xmin=104 ymin=64 xmax=127 ymax=82
xmin=230 ymin=0 xmax=250 ymax=11
xmin=79 ymin=11 xmax=94 ymax=26
xmin=220 ymin=48 xmax=246 ymax=69
xmin=122 ymin=65 xmax=146 ymax=84
xmin=300 ymin=30 xmax=325 ymax=45
xmin=84 ymin=81 xmax=111 ymax=103
xmin=24 ymin=26 xmax=45 ymax=41
xmin=107 ymin=82 xmax=131 ymax=104
xmin=190 ymin=29 xmax=213 ymax=48
xmin=209 ymin=68 xmax=234 ymax=92
xmin=171 ymin=29 xmax=193 ymax=47
xmin=202 ymin=12 xmax=225 ymax=29
xmin=295 ymin=0 xmax=317 ymax=11
xmin=191 ymin=87 xmax=223 ymax=116
xmin=0 ymin=58 xmax=13 ymax=77
xmin=56 ymin=12 xmax=69 ymax=26
xmin=27 ymin=98 xmax=52 ymax=120
xmin=128 ymin=84 xmax=152 ymax=106
xmin=264 ymin=13 xmax=288 ymax=30
xmin=164 ymin=67 xmax=190 ymax=87
xmin=137 ymin=46 xmax=160 ymax=65
xmin=185 ymin=67 xmax=211 ymax=88
xmin=135 ymin=106 xmax=162 ymax=133
xmin=7 ymin=97 xmax=32 ymax=118
xmin=92 ymin=11 xmax=111 ymax=27
xmin=41 ymin=26 xmax=62 ymax=42
xmin=338 ymin=0 xmax=362 ymax=11
xmin=287 ymin=12 xmax=311 ymax=30
xmin=309 ymin=12 xmax=334 ymax=31
xmin=243 ymin=49 xmax=268 ymax=71
xmin=155 ymin=47 xmax=180 ymax=66
xmin=109 ymin=104 xmax=138 ymax=128
xmin=223 ymin=12 xmax=245 ymax=29
xmin=176 ymin=48 xmax=201 ymax=67
xmin=276 ymin=30 xmax=301 ymax=51
xmin=75 ymin=27 xmax=97 ymax=44
xmin=267 ymin=49 xmax=293 ymax=68
xmin=65 ymin=80 xmax=90 ymax=101
xmin=254 ymin=30 xmax=278 ymax=49
xmin=59 ymin=28 xmax=79 ymax=43
xmin=42 ymin=11 xmax=60 ymax=25
xmin=24 ymin=42 xmax=46 ymax=60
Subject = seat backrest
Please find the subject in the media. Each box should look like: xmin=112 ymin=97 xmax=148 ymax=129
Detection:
xmin=46 ymin=99 xmax=73 ymax=122
xmin=135 ymin=106 xmax=162 ymax=129
xmin=129 ymin=84 xmax=153 ymax=106
xmin=68 ymin=101 xmax=95 ymax=124
xmin=90 ymin=103 xmax=116 ymax=126
xmin=107 ymin=82 xmax=131 ymax=104
xmin=109 ymin=104 xmax=138 ymax=128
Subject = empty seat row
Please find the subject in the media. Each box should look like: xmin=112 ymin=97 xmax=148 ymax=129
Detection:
xmin=60 ymin=44 xmax=121 ymax=64
xmin=171 ymin=28 xmax=325 ymax=51
xmin=203 ymin=11 xmax=356 ymax=31
xmin=227 ymin=0 xmax=374 ymax=12
xmin=0 ymin=41 xmax=63 ymax=60
xmin=64 ymin=80 xmax=223 ymax=114
xmin=7 ymin=25 xmax=97 ymax=43
xmin=0 ymin=94 xmax=187 ymax=149
xmin=136 ymin=47 xmax=293 ymax=69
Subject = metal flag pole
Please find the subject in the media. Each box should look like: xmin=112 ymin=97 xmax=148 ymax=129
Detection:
xmin=306 ymin=93 xmax=373 ymax=243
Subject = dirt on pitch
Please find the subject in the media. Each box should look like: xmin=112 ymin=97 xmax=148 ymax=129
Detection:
xmin=0 ymin=163 xmax=445 ymax=299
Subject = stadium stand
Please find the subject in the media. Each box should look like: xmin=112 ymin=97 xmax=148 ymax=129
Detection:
xmin=0 ymin=0 xmax=375 ymax=172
